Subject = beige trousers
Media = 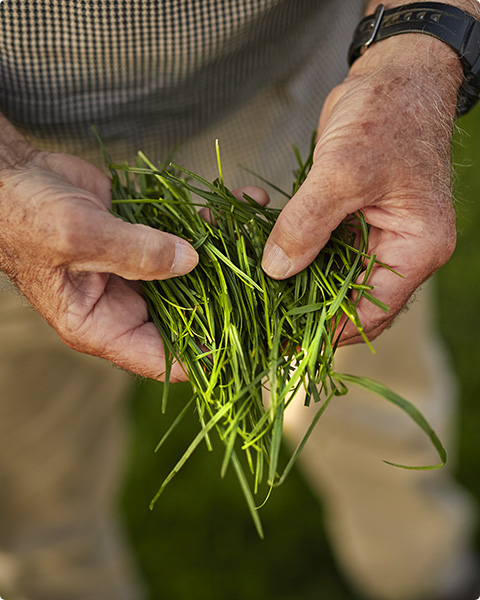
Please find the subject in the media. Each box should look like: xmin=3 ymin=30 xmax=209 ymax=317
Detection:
xmin=0 ymin=276 xmax=141 ymax=600
xmin=1 ymin=32 xmax=477 ymax=595
xmin=0 ymin=274 xmax=477 ymax=600
xmin=283 ymin=282 xmax=477 ymax=600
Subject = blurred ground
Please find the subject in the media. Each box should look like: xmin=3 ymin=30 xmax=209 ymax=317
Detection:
xmin=119 ymin=109 xmax=480 ymax=600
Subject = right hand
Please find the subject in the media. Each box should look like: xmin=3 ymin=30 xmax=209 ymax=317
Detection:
xmin=0 ymin=142 xmax=199 ymax=380
xmin=262 ymin=33 xmax=460 ymax=344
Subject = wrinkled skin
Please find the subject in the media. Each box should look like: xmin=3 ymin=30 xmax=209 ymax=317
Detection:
xmin=0 ymin=24 xmax=468 ymax=377
xmin=0 ymin=137 xmax=269 ymax=380
xmin=262 ymin=34 xmax=462 ymax=343
xmin=0 ymin=146 xmax=199 ymax=380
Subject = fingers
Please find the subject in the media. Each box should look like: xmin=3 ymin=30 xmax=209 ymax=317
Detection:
xmin=261 ymin=163 xmax=358 ymax=279
xmin=261 ymin=80 xmax=379 ymax=282
xmin=2 ymin=163 xmax=198 ymax=290
xmin=337 ymin=219 xmax=455 ymax=343
xmin=2 ymin=151 xmax=197 ymax=380
xmin=28 ymin=153 xmax=199 ymax=280
xmin=57 ymin=274 xmax=188 ymax=381
xmin=338 ymin=264 xmax=410 ymax=346
xmin=109 ymin=321 xmax=188 ymax=381
xmin=232 ymin=185 xmax=270 ymax=206
xmin=33 ymin=151 xmax=113 ymax=206
xmin=67 ymin=209 xmax=199 ymax=280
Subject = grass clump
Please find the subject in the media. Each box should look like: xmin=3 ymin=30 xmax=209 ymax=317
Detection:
xmin=101 ymin=134 xmax=446 ymax=537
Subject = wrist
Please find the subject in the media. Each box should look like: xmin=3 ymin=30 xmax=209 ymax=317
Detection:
xmin=351 ymin=2 xmax=480 ymax=116
xmin=350 ymin=32 xmax=462 ymax=104
xmin=366 ymin=0 xmax=480 ymax=19
xmin=350 ymin=24 xmax=461 ymax=69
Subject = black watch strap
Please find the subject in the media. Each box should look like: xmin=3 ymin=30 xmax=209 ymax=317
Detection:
xmin=348 ymin=2 xmax=480 ymax=116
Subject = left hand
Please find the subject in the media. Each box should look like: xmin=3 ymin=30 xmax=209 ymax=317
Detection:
xmin=0 ymin=147 xmax=199 ymax=381
xmin=261 ymin=34 xmax=463 ymax=343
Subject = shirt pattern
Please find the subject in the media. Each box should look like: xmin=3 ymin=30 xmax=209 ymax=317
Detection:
xmin=0 ymin=2 xmax=330 ymax=138
xmin=0 ymin=0 xmax=363 ymax=191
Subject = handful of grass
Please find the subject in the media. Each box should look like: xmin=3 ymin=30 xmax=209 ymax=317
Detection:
xmin=105 ymin=136 xmax=446 ymax=537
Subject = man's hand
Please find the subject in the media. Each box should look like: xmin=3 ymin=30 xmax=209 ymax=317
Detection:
xmin=0 ymin=135 xmax=198 ymax=380
xmin=262 ymin=33 xmax=463 ymax=343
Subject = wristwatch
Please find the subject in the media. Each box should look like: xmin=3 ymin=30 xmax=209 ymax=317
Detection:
xmin=348 ymin=2 xmax=480 ymax=116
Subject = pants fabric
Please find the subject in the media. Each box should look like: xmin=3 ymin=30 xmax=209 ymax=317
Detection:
xmin=283 ymin=282 xmax=478 ymax=600
xmin=0 ymin=2 xmax=477 ymax=597
xmin=0 ymin=273 xmax=476 ymax=600
xmin=0 ymin=275 xmax=140 ymax=600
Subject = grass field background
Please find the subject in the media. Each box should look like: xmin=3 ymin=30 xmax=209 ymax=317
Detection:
xmin=119 ymin=109 xmax=480 ymax=600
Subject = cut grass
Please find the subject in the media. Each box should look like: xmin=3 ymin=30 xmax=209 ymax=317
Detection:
xmin=117 ymin=111 xmax=480 ymax=600
xmin=97 ymin=132 xmax=447 ymax=537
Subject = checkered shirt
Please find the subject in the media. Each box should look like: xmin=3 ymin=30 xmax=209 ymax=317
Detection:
xmin=0 ymin=0 xmax=363 ymax=191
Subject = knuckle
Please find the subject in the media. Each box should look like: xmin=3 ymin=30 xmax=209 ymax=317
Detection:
xmin=297 ymin=191 xmax=325 ymax=223
xmin=432 ymin=227 xmax=456 ymax=268
xmin=278 ymin=197 xmax=325 ymax=247
xmin=316 ymin=138 xmax=378 ymax=203
xmin=50 ymin=206 xmax=89 ymax=259
xmin=137 ymin=229 xmax=172 ymax=278
xmin=54 ymin=228 xmax=82 ymax=259
xmin=421 ymin=199 xmax=457 ymax=269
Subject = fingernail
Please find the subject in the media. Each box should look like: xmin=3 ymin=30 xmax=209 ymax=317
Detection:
xmin=262 ymin=242 xmax=292 ymax=279
xmin=171 ymin=242 xmax=198 ymax=276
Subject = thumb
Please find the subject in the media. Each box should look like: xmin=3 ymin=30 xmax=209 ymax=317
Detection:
xmin=262 ymin=82 xmax=357 ymax=280
xmin=70 ymin=209 xmax=198 ymax=281
xmin=317 ymin=82 xmax=346 ymax=137
xmin=262 ymin=162 xmax=357 ymax=279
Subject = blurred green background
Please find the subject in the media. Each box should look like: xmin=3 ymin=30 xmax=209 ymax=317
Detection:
xmin=118 ymin=109 xmax=480 ymax=600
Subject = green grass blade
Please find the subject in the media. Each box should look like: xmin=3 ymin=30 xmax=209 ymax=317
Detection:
xmin=334 ymin=372 xmax=447 ymax=470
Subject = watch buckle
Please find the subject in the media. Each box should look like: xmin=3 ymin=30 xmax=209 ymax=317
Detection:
xmin=363 ymin=4 xmax=386 ymax=51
